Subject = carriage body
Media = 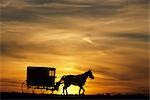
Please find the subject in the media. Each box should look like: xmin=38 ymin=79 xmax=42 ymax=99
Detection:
xmin=22 ymin=66 xmax=56 ymax=93
xmin=27 ymin=67 xmax=56 ymax=87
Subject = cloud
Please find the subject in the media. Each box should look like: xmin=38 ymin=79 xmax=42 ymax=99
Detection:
xmin=0 ymin=0 xmax=122 ymax=22
xmin=109 ymin=32 xmax=149 ymax=42
xmin=25 ymin=0 xmax=56 ymax=4
xmin=1 ymin=7 xmax=37 ymax=22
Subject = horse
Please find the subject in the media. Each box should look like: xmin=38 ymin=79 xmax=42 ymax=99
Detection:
xmin=54 ymin=69 xmax=94 ymax=95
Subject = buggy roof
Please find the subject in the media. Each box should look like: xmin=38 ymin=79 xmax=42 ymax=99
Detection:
xmin=27 ymin=66 xmax=56 ymax=70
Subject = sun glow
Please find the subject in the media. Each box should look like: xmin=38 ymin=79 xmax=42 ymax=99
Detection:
xmin=64 ymin=67 xmax=72 ymax=71
xmin=66 ymin=85 xmax=80 ymax=94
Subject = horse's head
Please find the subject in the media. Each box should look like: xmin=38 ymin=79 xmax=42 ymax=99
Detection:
xmin=87 ymin=69 xmax=94 ymax=79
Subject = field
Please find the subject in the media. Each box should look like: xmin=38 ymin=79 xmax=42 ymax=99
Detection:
xmin=1 ymin=92 xmax=149 ymax=100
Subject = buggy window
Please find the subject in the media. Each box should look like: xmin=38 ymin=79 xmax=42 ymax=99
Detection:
xmin=49 ymin=70 xmax=54 ymax=76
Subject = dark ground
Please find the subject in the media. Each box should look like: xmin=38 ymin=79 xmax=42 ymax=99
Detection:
xmin=1 ymin=92 xmax=149 ymax=100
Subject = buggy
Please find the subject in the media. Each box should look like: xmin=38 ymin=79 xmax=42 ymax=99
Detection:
xmin=21 ymin=66 xmax=56 ymax=94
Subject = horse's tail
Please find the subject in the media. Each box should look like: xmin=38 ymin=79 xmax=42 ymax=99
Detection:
xmin=54 ymin=75 xmax=65 ymax=91
xmin=59 ymin=75 xmax=65 ymax=83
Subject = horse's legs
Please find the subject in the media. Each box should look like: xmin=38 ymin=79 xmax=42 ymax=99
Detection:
xmin=63 ymin=85 xmax=69 ymax=95
xmin=79 ymin=86 xmax=85 ymax=95
xmin=66 ymin=88 xmax=68 ymax=95
xmin=81 ymin=87 xmax=85 ymax=94
xmin=63 ymin=86 xmax=65 ymax=94
xmin=79 ymin=87 xmax=81 ymax=95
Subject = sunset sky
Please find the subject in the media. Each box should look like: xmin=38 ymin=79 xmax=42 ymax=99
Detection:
xmin=0 ymin=0 xmax=149 ymax=94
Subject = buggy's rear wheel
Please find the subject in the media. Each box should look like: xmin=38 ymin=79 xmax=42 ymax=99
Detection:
xmin=40 ymin=89 xmax=46 ymax=94
xmin=21 ymin=80 xmax=35 ymax=94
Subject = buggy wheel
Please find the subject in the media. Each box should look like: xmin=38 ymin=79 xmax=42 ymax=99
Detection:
xmin=40 ymin=89 xmax=46 ymax=94
xmin=21 ymin=80 xmax=35 ymax=94
xmin=51 ymin=90 xmax=54 ymax=94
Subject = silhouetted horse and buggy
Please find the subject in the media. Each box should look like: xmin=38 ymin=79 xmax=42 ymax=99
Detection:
xmin=21 ymin=66 xmax=94 ymax=94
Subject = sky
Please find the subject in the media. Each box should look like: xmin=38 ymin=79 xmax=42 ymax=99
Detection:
xmin=0 ymin=0 xmax=149 ymax=94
